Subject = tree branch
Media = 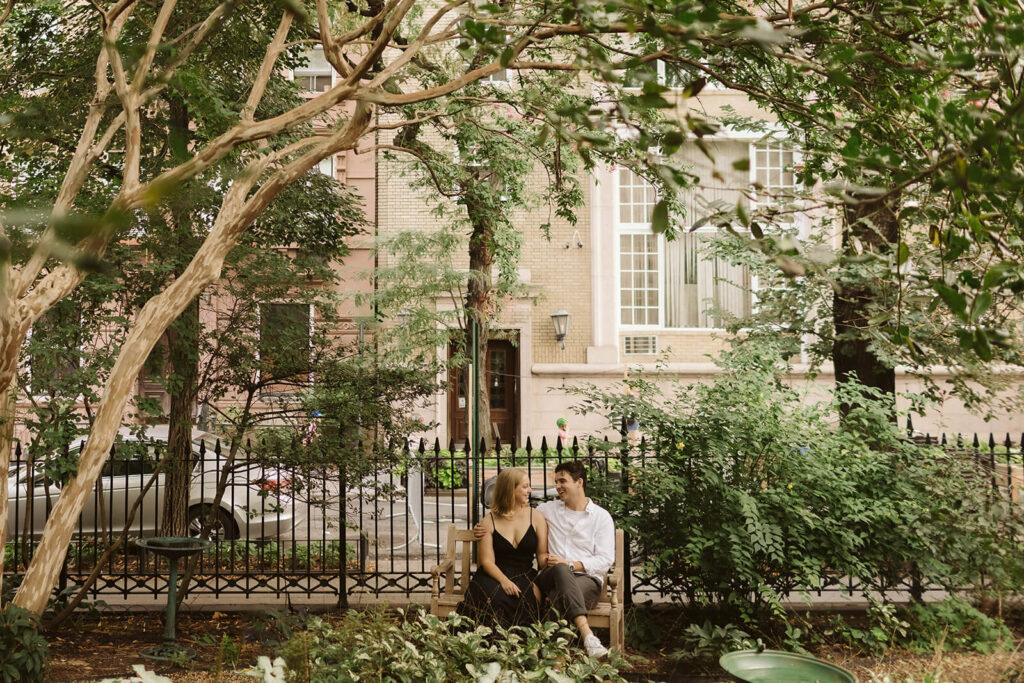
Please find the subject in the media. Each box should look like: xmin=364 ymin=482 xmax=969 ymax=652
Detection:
xmin=340 ymin=0 xmax=419 ymax=86
xmin=375 ymin=144 xmax=460 ymax=198
xmin=0 ymin=0 xmax=15 ymax=29
xmin=243 ymin=9 xmax=294 ymax=122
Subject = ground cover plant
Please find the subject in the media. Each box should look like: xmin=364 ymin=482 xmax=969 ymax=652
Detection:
xmin=12 ymin=603 xmax=1024 ymax=681
xmin=278 ymin=607 xmax=623 ymax=683
xmin=0 ymin=604 xmax=49 ymax=683
xmin=621 ymin=601 xmax=1024 ymax=682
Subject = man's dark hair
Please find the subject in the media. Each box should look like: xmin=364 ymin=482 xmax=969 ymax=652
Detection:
xmin=555 ymin=460 xmax=586 ymax=488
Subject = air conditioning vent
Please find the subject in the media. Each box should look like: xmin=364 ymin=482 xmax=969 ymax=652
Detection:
xmin=624 ymin=335 xmax=658 ymax=355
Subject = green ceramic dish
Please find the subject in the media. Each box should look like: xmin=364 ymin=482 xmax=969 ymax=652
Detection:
xmin=719 ymin=649 xmax=858 ymax=683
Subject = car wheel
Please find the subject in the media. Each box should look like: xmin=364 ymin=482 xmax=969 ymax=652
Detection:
xmin=187 ymin=504 xmax=238 ymax=542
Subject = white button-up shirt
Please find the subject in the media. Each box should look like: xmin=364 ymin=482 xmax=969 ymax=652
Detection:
xmin=537 ymin=498 xmax=615 ymax=585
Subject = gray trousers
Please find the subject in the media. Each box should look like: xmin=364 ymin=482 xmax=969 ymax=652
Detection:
xmin=535 ymin=563 xmax=601 ymax=621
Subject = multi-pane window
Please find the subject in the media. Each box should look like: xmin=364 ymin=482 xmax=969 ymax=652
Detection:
xmin=618 ymin=168 xmax=658 ymax=225
xmin=619 ymin=233 xmax=660 ymax=326
xmin=752 ymin=142 xmax=797 ymax=230
xmin=616 ymin=167 xmax=751 ymax=329
xmin=754 ymin=143 xmax=796 ymax=191
xmin=294 ymin=48 xmax=333 ymax=93
xmin=294 ymin=74 xmax=331 ymax=92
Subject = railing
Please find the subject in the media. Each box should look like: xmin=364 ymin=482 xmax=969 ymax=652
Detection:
xmin=2 ymin=422 xmax=1022 ymax=604
xmin=2 ymin=434 xmax=627 ymax=603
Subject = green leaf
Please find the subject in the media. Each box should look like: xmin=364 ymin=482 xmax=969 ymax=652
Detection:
xmin=952 ymin=156 xmax=968 ymax=190
xmin=732 ymin=157 xmax=750 ymax=172
xmin=651 ymin=200 xmax=669 ymax=234
xmin=774 ymin=255 xmax=805 ymax=277
xmin=969 ymin=292 xmax=992 ymax=322
xmin=271 ymin=0 xmax=309 ymax=22
xmin=638 ymin=92 xmax=672 ymax=109
xmin=982 ymin=263 xmax=1010 ymax=290
xmin=973 ymin=328 xmax=993 ymax=361
xmin=933 ymin=283 xmax=967 ymax=319
xmin=500 ymin=46 xmax=514 ymax=68
xmin=681 ymin=77 xmax=707 ymax=97
xmin=736 ymin=200 xmax=750 ymax=227
xmin=896 ymin=242 xmax=910 ymax=265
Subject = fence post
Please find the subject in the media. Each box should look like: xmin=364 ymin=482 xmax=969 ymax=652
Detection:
xmin=616 ymin=424 xmax=633 ymax=607
xmin=337 ymin=438 xmax=348 ymax=608
xmin=989 ymin=433 xmax=998 ymax=493
xmin=524 ymin=437 xmax=533 ymax=500
xmin=1005 ymin=433 xmax=1014 ymax=509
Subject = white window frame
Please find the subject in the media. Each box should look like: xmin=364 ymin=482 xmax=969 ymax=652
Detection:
xmin=747 ymin=138 xmax=813 ymax=357
xmin=615 ymin=164 xmax=755 ymax=332
xmin=292 ymin=48 xmax=334 ymax=94
xmin=318 ymin=154 xmax=335 ymax=178
xmin=616 ymin=167 xmax=661 ymax=329
xmin=618 ymin=231 xmax=662 ymax=329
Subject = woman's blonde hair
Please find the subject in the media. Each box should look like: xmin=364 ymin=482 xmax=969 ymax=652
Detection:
xmin=491 ymin=467 xmax=527 ymax=518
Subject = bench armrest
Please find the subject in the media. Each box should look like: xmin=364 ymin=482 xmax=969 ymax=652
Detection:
xmin=606 ymin=566 xmax=624 ymax=607
xmin=430 ymin=558 xmax=456 ymax=599
xmin=430 ymin=558 xmax=455 ymax=577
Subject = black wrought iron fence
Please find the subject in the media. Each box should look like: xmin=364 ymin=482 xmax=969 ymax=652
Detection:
xmin=2 ymin=433 xmax=627 ymax=603
xmin=2 ymin=422 xmax=1021 ymax=604
xmin=906 ymin=416 xmax=1024 ymax=504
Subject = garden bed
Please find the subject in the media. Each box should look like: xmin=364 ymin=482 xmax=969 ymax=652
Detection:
xmin=37 ymin=604 xmax=1024 ymax=682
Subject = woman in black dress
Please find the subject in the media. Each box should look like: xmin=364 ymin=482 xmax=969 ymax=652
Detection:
xmin=458 ymin=467 xmax=549 ymax=628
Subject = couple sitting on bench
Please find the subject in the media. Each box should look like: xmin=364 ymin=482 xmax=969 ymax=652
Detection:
xmin=456 ymin=461 xmax=613 ymax=659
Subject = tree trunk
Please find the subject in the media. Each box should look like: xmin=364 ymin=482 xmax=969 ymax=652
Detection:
xmin=0 ymin=385 xmax=16 ymax=596
xmin=159 ymin=94 xmax=201 ymax=537
xmin=464 ymin=179 xmax=494 ymax=450
xmin=161 ymin=295 xmax=200 ymax=536
xmin=832 ymin=194 xmax=900 ymax=419
xmin=10 ymin=101 xmax=373 ymax=615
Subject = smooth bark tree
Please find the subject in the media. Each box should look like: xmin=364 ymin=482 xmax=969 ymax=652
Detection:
xmin=3 ymin=0 xmax=1024 ymax=614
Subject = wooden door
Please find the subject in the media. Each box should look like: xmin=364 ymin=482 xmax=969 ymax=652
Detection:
xmin=449 ymin=338 xmax=519 ymax=444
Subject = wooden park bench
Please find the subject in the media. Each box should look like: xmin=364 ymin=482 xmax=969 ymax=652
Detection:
xmin=429 ymin=523 xmax=625 ymax=651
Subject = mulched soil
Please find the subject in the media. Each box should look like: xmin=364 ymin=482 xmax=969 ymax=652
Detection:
xmin=48 ymin=611 xmax=277 ymax=682
xmin=43 ymin=607 xmax=1024 ymax=682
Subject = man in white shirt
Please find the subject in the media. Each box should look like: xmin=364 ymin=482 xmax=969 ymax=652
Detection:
xmin=475 ymin=460 xmax=615 ymax=658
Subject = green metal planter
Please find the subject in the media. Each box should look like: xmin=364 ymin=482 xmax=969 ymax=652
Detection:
xmin=720 ymin=649 xmax=858 ymax=683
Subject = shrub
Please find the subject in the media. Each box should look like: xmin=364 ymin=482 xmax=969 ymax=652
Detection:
xmin=575 ymin=343 xmax=1024 ymax=625
xmin=279 ymin=608 xmax=623 ymax=682
xmin=822 ymin=597 xmax=1012 ymax=656
xmin=905 ymin=597 xmax=1012 ymax=653
xmin=0 ymin=604 xmax=49 ymax=683
xmin=671 ymin=621 xmax=755 ymax=664
xmin=424 ymin=457 xmax=467 ymax=489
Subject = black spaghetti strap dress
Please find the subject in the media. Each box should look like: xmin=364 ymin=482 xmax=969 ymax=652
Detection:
xmin=457 ymin=510 xmax=540 ymax=628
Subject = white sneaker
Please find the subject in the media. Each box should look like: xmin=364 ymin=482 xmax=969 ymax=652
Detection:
xmin=583 ymin=634 xmax=609 ymax=658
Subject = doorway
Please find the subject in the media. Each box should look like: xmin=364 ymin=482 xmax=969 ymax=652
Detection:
xmin=448 ymin=337 xmax=519 ymax=444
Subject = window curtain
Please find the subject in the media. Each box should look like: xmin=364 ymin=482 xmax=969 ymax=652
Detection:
xmin=665 ymin=234 xmax=750 ymax=328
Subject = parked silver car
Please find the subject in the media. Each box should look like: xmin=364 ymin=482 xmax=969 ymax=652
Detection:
xmin=6 ymin=425 xmax=295 ymax=541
